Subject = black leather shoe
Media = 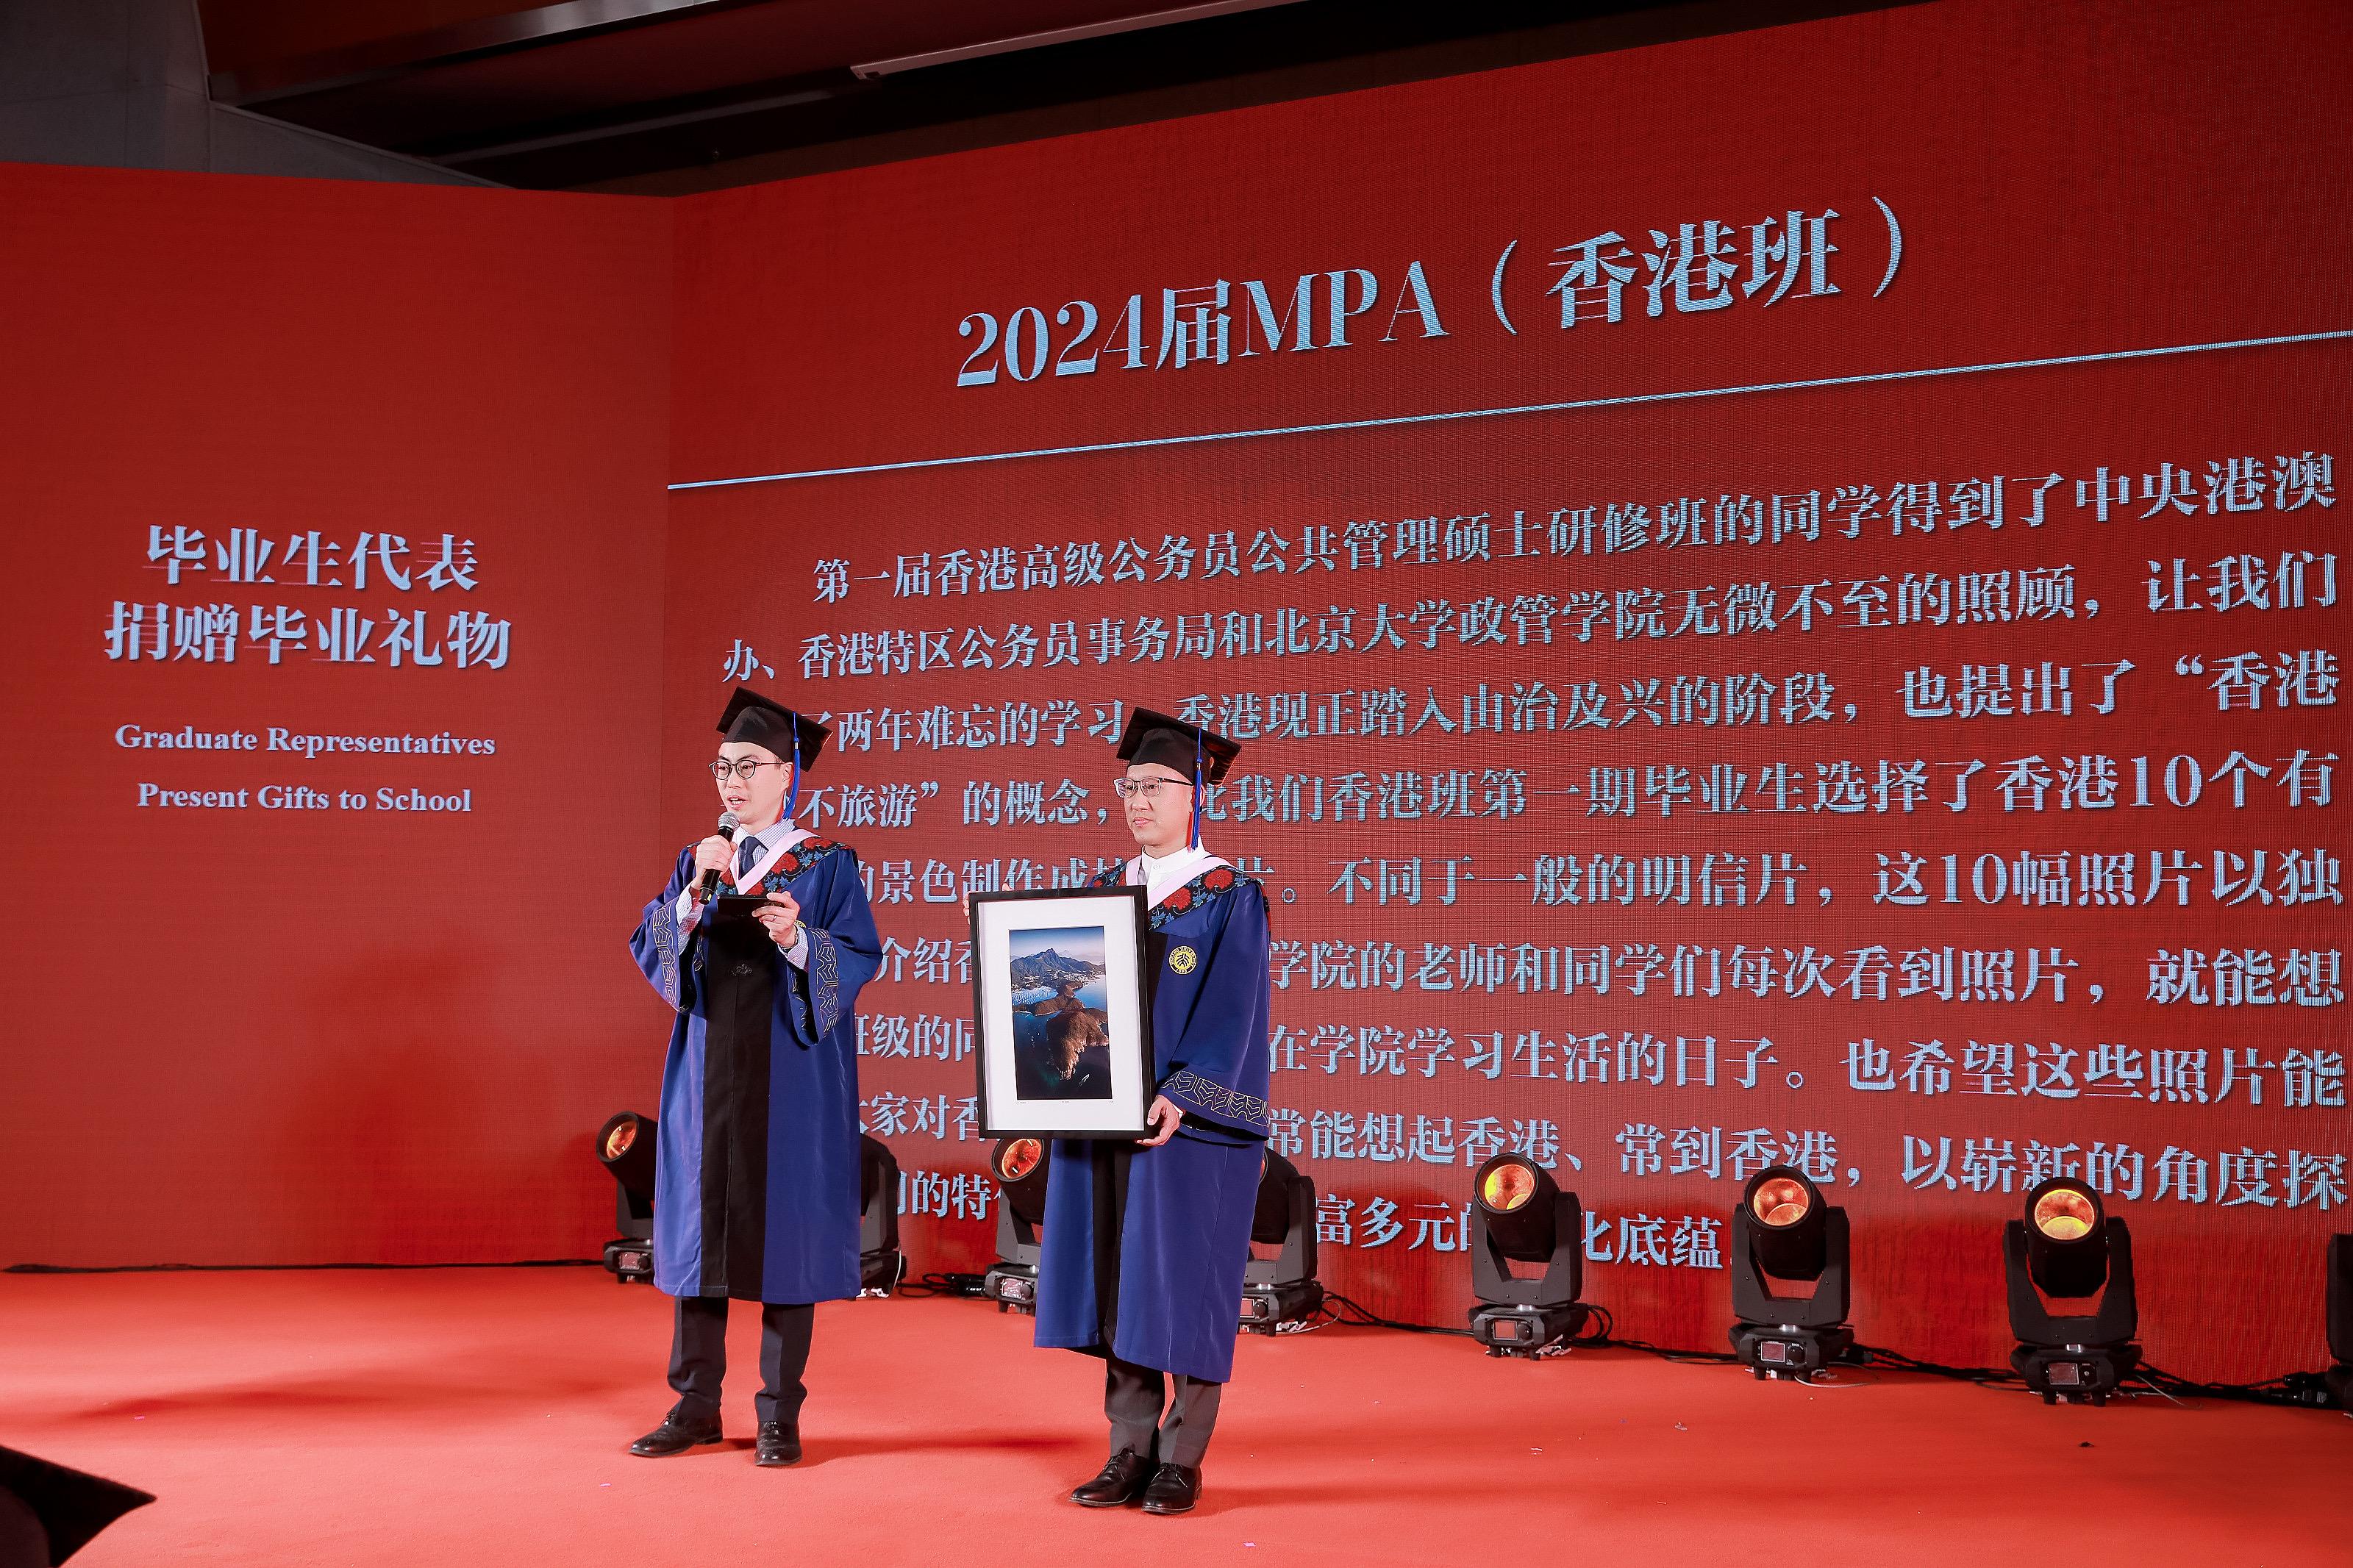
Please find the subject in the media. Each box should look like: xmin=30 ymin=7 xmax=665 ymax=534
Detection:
xmin=1070 ymin=1449 xmax=1154 ymax=1507
xmin=1140 ymin=1464 xmax=1201 ymax=1515
xmin=629 ymin=1406 xmax=723 ymax=1457
xmin=754 ymin=1421 xmax=801 ymax=1467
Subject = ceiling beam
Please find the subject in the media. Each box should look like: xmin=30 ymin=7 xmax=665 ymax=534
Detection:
xmin=209 ymin=0 xmax=751 ymax=107
xmin=848 ymin=0 xmax=1307 ymax=78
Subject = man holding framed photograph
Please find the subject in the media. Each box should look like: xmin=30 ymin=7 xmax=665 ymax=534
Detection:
xmin=1032 ymin=707 xmax=1273 ymax=1517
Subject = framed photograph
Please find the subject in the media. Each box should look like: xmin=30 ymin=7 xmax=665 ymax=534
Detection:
xmin=971 ymin=887 xmax=1154 ymax=1139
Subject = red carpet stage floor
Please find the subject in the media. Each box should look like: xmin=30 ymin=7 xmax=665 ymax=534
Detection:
xmin=4 ymin=1268 xmax=2348 ymax=1566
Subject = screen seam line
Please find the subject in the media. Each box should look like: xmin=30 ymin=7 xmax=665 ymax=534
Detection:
xmin=668 ymin=326 xmax=2353 ymax=491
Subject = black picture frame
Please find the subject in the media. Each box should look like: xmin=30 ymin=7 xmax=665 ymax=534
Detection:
xmin=971 ymin=886 xmax=1154 ymax=1139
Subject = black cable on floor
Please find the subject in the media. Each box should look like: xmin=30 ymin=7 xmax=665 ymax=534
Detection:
xmin=1276 ymin=1297 xmax=2334 ymax=1406
xmin=895 ymin=1272 xmax=990 ymax=1298
xmin=1315 ymin=1290 xmax=1474 ymax=1336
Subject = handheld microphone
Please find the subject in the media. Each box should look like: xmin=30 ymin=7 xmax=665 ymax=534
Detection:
xmin=696 ymin=810 xmax=742 ymax=904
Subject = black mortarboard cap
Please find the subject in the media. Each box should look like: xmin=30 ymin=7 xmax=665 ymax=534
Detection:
xmin=0 ymin=1446 xmax=155 ymax=1564
xmin=1115 ymin=707 xmax=1241 ymax=785
xmin=717 ymin=688 xmax=829 ymax=770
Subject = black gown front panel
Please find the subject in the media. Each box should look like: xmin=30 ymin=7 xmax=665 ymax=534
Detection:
xmin=698 ymin=909 xmax=776 ymax=1297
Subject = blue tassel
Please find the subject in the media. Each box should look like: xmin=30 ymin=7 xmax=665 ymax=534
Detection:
xmin=783 ymin=713 xmax=804 ymax=826
xmin=1189 ymin=728 xmax=1203 ymax=850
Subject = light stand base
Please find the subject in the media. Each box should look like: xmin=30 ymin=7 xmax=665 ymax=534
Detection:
xmin=602 ymin=1237 xmax=654 ymax=1284
xmin=1470 ymin=1302 xmax=1588 ymax=1356
xmin=2013 ymin=1342 xmax=2140 ymax=1404
xmin=1732 ymin=1322 xmax=1855 ymax=1380
xmin=1240 ymin=1281 xmax=1324 ymax=1333
xmin=983 ymin=1263 xmax=1038 ymax=1314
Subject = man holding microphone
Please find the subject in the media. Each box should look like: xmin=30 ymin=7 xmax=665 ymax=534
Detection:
xmin=626 ymin=689 xmax=881 ymax=1467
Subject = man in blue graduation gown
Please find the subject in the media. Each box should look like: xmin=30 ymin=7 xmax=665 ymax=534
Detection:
xmin=1035 ymin=709 xmax=1272 ymax=1516
xmin=626 ymin=689 xmax=882 ymax=1467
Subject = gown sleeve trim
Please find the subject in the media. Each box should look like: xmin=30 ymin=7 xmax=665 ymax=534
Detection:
xmin=649 ymin=896 xmax=684 ymax=1010
xmin=808 ymin=928 xmax=844 ymax=1037
xmin=1162 ymin=1067 xmax=1270 ymax=1134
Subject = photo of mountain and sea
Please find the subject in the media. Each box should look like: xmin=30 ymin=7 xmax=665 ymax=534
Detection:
xmin=1007 ymin=926 xmax=1113 ymax=1101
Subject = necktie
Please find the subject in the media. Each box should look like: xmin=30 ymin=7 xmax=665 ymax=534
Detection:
xmin=737 ymin=835 xmax=763 ymax=881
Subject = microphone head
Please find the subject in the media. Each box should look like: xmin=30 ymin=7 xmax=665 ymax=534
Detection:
xmin=717 ymin=810 xmax=741 ymax=837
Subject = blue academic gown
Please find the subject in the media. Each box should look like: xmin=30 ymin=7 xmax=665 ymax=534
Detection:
xmin=1035 ymin=860 xmax=1274 ymax=1383
xmin=628 ymin=836 xmax=880 ymax=1304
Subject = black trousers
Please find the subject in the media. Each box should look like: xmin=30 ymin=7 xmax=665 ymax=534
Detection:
xmin=667 ymin=1295 xmax=815 ymax=1428
xmin=1104 ymin=1353 xmax=1224 ymax=1468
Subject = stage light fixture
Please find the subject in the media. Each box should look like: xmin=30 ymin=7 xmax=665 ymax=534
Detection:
xmin=984 ymin=1136 xmax=1051 ymax=1314
xmin=2005 ymin=1177 xmax=2140 ymax=1403
xmin=1728 ymin=1165 xmax=1854 ymax=1379
xmin=1240 ymin=1150 xmax=1324 ymax=1332
xmin=2326 ymin=1234 xmax=2353 ymax=1409
xmin=1466 ymin=1153 xmax=1588 ymax=1356
xmin=860 ymin=1134 xmax=904 ymax=1294
xmin=595 ymin=1111 xmax=658 ymax=1284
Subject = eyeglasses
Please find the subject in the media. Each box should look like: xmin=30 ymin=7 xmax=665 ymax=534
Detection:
xmin=708 ymin=758 xmax=788 ymax=781
xmin=1112 ymin=776 xmax=1192 ymax=800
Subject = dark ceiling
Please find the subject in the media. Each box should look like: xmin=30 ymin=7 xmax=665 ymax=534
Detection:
xmin=195 ymin=0 xmax=1922 ymax=193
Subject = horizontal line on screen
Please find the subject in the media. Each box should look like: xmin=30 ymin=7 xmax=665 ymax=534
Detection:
xmin=668 ymin=327 xmax=2353 ymax=491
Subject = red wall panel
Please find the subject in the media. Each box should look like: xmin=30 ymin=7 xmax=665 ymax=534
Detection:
xmin=0 ymin=164 xmax=674 ymax=1266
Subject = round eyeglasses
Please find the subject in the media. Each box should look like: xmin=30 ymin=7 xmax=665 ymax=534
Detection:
xmin=709 ymin=758 xmax=788 ymax=781
xmin=1112 ymin=776 xmax=1191 ymax=799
